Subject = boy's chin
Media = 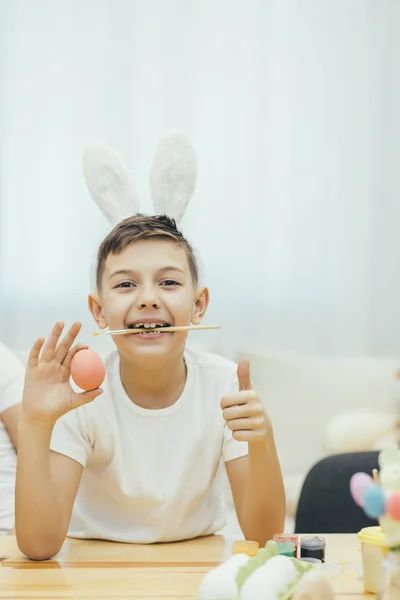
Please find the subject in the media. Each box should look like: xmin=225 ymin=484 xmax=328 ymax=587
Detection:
xmin=117 ymin=337 xmax=182 ymax=360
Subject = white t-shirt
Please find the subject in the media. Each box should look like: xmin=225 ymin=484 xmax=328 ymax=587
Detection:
xmin=50 ymin=347 xmax=248 ymax=543
xmin=0 ymin=343 xmax=24 ymax=534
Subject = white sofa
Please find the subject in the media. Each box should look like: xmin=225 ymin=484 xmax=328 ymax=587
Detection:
xmin=232 ymin=346 xmax=400 ymax=528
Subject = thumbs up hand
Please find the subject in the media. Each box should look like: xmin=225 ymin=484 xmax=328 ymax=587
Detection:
xmin=221 ymin=359 xmax=271 ymax=444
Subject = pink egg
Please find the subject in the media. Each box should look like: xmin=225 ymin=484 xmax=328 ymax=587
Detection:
xmin=70 ymin=349 xmax=105 ymax=391
xmin=350 ymin=472 xmax=374 ymax=507
xmin=386 ymin=493 xmax=400 ymax=521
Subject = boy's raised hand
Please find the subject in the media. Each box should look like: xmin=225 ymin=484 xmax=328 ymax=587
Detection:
xmin=22 ymin=322 xmax=103 ymax=426
xmin=221 ymin=359 xmax=271 ymax=443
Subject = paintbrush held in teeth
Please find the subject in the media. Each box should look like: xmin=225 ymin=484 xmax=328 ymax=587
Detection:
xmin=93 ymin=325 xmax=220 ymax=336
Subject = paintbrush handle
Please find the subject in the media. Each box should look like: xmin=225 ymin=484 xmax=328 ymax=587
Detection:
xmin=93 ymin=325 xmax=220 ymax=336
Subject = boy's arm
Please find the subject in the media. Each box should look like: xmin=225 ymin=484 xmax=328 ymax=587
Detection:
xmin=226 ymin=435 xmax=285 ymax=546
xmin=222 ymin=359 xmax=286 ymax=546
xmin=15 ymin=322 xmax=102 ymax=560
xmin=16 ymin=421 xmax=83 ymax=560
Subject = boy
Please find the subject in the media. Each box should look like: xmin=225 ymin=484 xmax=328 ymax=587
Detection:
xmin=15 ymin=215 xmax=285 ymax=560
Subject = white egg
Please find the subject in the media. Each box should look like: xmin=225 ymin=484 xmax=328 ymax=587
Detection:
xmin=291 ymin=570 xmax=334 ymax=600
xmin=240 ymin=555 xmax=298 ymax=600
xmin=197 ymin=554 xmax=250 ymax=600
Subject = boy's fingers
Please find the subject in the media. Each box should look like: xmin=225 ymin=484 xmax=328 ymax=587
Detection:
xmin=62 ymin=343 xmax=89 ymax=370
xmin=232 ymin=429 xmax=264 ymax=443
xmin=232 ymin=430 xmax=251 ymax=442
xmin=27 ymin=337 xmax=45 ymax=369
xmin=220 ymin=391 xmax=257 ymax=410
xmin=72 ymin=389 xmax=103 ymax=409
xmin=55 ymin=322 xmax=82 ymax=363
xmin=226 ymin=418 xmax=252 ymax=431
xmin=222 ymin=404 xmax=256 ymax=421
xmin=40 ymin=322 xmax=65 ymax=362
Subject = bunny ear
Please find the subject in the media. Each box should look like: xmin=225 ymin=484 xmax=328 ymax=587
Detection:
xmin=82 ymin=142 xmax=140 ymax=226
xmin=149 ymin=132 xmax=197 ymax=223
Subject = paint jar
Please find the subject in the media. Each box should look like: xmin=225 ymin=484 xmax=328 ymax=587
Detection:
xmin=277 ymin=540 xmax=295 ymax=557
xmin=358 ymin=526 xmax=389 ymax=594
xmin=299 ymin=557 xmax=322 ymax=564
xmin=273 ymin=534 xmax=299 ymax=557
xmin=378 ymin=549 xmax=400 ymax=599
xmin=233 ymin=540 xmax=259 ymax=557
xmin=300 ymin=536 xmax=326 ymax=563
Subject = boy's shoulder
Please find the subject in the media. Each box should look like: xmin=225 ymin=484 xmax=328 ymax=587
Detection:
xmin=183 ymin=346 xmax=238 ymax=383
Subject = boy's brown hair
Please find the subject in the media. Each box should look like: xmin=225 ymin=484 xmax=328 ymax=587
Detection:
xmin=96 ymin=214 xmax=198 ymax=290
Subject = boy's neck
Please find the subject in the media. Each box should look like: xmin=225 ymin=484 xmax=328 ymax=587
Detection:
xmin=119 ymin=351 xmax=187 ymax=410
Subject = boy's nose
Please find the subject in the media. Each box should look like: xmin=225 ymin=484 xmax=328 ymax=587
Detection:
xmin=138 ymin=301 xmax=160 ymax=309
xmin=136 ymin=285 xmax=161 ymax=310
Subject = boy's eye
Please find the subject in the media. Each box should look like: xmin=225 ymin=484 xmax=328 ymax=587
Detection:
xmin=160 ymin=280 xmax=180 ymax=287
xmin=116 ymin=281 xmax=135 ymax=288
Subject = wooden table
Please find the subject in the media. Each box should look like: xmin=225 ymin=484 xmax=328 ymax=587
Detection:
xmin=0 ymin=534 xmax=371 ymax=599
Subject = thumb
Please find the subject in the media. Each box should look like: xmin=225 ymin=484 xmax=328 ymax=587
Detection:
xmin=237 ymin=358 xmax=253 ymax=391
xmin=72 ymin=388 xmax=103 ymax=409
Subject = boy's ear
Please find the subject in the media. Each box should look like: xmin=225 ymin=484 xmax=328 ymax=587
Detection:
xmin=88 ymin=294 xmax=108 ymax=329
xmin=191 ymin=287 xmax=209 ymax=325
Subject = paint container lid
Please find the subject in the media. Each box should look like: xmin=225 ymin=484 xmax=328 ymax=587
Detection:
xmin=300 ymin=536 xmax=326 ymax=549
xmin=233 ymin=540 xmax=259 ymax=556
xmin=300 ymin=557 xmax=322 ymax=564
xmin=273 ymin=533 xmax=299 ymax=544
xmin=358 ymin=526 xmax=387 ymax=547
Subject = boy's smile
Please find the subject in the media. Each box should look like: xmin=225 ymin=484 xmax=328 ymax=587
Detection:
xmin=124 ymin=317 xmax=173 ymax=341
xmin=126 ymin=318 xmax=171 ymax=336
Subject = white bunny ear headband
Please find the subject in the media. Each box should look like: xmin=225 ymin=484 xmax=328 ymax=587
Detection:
xmin=82 ymin=132 xmax=204 ymax=292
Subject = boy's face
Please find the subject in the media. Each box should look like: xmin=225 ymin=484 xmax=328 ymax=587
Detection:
xmin=89 ymin=238 xmax=208 ymax=361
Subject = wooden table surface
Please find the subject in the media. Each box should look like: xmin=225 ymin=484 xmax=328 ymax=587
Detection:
xmin=0 ymin=533 xmax=371 ymax=599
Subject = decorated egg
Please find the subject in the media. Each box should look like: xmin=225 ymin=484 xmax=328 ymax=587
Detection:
xmin=70 ymin=349 xmax=105 ymax=391
xmin=196 ymin=554 xmax=250 ymax=600
xmin=363 ymin=484 xmax=386 ymax=519
xmin=379 ymin=448 xmax=400 ymax=493
xmin=349 ymin=472 xmax=373 ymax=507
xmin=291 ymin=569 xmax=334 ymax=600
xmin=386 ymin=493 xmax=400 ymax=521
xmin=240 ymin=555 xmax=298 ymax=600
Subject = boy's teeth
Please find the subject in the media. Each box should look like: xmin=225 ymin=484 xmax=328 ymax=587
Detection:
xmin=131 ymin=323 xmax=167 ymax=329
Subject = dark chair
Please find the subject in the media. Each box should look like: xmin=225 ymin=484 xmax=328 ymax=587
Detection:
xmin=294 ymin=451 xmax=380 ymax=533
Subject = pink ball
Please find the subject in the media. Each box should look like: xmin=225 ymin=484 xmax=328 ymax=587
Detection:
xmin=350 ymin=472 xmax=374 ymax=507
xmin=386 ymin=493 xmax=400 ymax=521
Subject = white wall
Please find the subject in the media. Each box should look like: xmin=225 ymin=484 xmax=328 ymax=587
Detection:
xmin=1 ymin=0 xmax=400 ymax=359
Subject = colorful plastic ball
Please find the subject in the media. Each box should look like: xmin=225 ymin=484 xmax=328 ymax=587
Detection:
xmin=363 ymin=484 xmax=386 ymax=519
xmin=350 ymin=472 xmax=374 ymax=507
xmin=386 ymin=493 xmax=400 ymax=521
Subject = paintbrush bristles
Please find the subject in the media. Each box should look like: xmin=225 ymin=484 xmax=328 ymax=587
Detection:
xmin=372 ymin=469 xmax=379 ymax=484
